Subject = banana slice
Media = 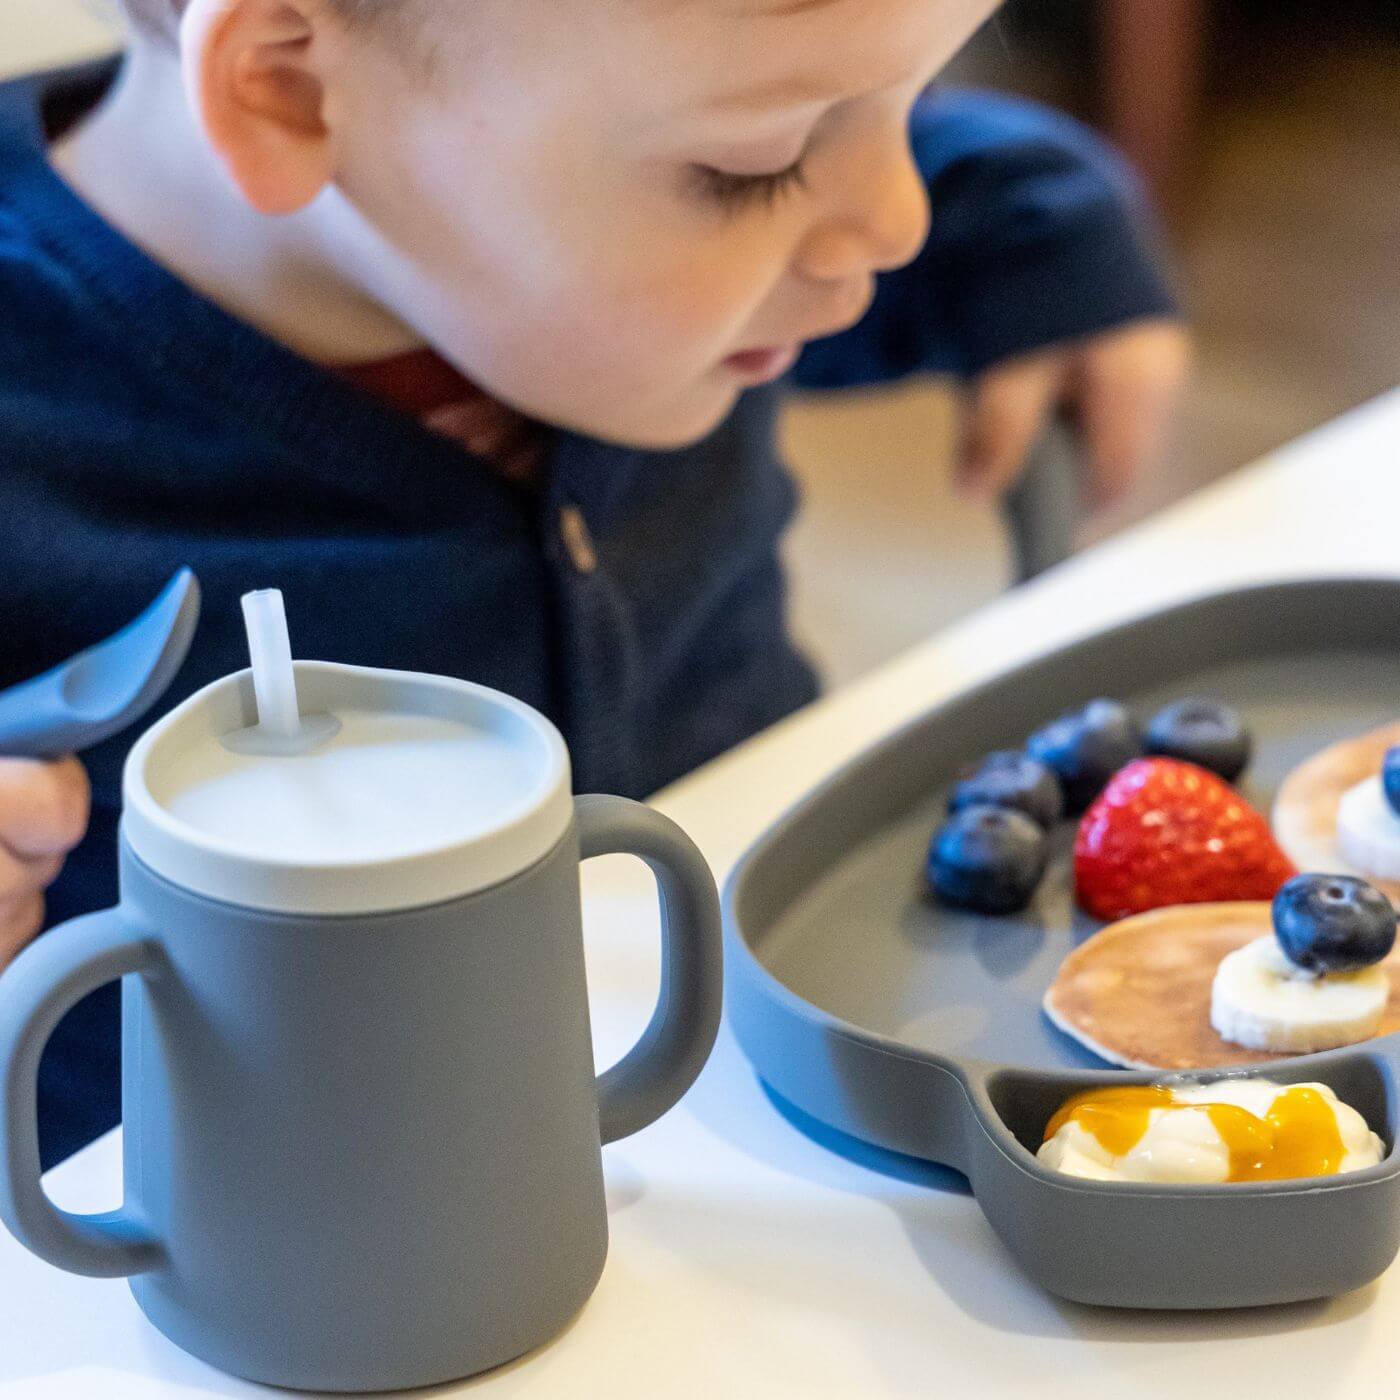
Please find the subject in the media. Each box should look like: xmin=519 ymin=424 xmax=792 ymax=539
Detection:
xmin=1211 ymin=934 xmax=1387 ymax=1053
xmin=1336 ymin=777 xmax=1400 ymax=881
xmin=1272 ymin=721 xmax=1400 ymax=910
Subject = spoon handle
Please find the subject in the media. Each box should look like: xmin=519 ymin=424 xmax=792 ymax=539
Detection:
xmin=0 ymin=670 xmax=84 ymax=760
xmin=0 ymin=571 xmax=200 ymax=761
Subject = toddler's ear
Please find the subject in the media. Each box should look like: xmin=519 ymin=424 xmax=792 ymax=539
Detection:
xmin=180 ymin=0 xmax=336 ymax=215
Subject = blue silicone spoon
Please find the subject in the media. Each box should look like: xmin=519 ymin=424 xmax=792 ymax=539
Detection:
xmin=0 ymin=570 xmax=201 ymax=759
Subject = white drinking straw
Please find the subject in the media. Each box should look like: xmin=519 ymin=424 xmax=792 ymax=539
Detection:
xmin=241 ymin=589 xmax=302 ymax=738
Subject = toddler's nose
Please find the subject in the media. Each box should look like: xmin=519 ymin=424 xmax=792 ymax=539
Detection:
xmin=794 ymin=143 xmax=931 ymax=284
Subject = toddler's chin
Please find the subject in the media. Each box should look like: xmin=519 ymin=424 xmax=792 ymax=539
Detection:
xmin=527 ymin=380 xmax=740 ymax=453
xmin=584 ymin=382 xmax=744 ymax=453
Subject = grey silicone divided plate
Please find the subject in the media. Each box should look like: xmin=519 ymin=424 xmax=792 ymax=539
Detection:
xmin=723 ymin=579 xmax=1400 ymax=1310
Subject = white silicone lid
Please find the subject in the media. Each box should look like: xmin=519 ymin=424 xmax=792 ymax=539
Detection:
xmin=122 ymin=663 xmax=574 ymax=915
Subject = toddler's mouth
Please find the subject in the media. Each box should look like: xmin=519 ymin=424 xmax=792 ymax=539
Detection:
xmin=722 ymin=343 xmax=801 ymax=383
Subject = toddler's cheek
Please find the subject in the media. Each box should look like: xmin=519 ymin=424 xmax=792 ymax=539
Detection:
xmin=603 ymin=263 xmax=763 ymax=365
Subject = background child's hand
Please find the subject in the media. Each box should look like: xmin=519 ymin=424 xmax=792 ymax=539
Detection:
xmin=0 ymin=756 xmax=90 ymax=971
xmin=956 ymin=319 xmax=1192 ymax=508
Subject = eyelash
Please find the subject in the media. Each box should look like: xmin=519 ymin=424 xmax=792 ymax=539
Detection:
xmin=690 ymin=156 xmax=811 ymax=213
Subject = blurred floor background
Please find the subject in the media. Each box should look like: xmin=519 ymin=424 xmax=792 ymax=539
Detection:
xmin=4 ymin=2 xmax=1398 ymax=688
xmin=785 ymin=2 xmax=1400 ymax=684
xmin=0 ymin=0 xmax=120 ymax=76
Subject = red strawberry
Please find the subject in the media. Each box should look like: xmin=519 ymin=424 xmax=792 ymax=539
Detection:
xmin=1074 ymin=758 xmax=1295 ymax=922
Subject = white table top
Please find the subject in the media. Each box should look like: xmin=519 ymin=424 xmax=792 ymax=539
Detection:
xmin=4 ymin=389 xmax=1399 ymax=1398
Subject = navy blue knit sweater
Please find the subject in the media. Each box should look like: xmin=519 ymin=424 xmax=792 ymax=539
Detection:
xmin=0 ymin=61 xmax=1174 ymax=1167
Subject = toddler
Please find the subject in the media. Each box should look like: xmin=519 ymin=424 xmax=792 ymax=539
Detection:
xmin=0 ymin=0 xmax=1186 ymax=1166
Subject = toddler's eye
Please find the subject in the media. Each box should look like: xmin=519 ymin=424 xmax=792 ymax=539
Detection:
xmin=689 ymin=157 xmax=810 ymax=213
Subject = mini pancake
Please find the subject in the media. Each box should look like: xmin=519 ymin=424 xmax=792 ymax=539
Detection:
xmin=1043 ymin=902 xmax=1400 ymax=1070
xmin=1273 ymin=721 xmax=1400 ymax=908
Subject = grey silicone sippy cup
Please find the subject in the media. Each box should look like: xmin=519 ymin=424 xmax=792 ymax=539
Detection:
xmin=0 ymin=591 xmax=723 ymax=1393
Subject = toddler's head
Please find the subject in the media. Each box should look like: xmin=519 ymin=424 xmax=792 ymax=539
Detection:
xmin=120 ymin=0 xmax=999 ymax=447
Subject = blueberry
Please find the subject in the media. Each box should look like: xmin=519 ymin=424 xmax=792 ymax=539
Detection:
xmin=947 ymin=751 xmax=1064 ymax=829
xmin=1144 ymin=697 xmax=1252 ymax=783
xmin=1025 ymin=699 xmax=1142 ymax=813
xmin=1272 ymin=873 xmax=1397 ymax=974
xmin=928 ymin=804 xmax=1048 ymax=915
xmin=1383 ymin=746 xmax=1400 ymax=818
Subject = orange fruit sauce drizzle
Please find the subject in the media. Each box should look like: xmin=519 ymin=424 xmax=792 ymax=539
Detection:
xmin=1043 ymin=1083 xmax=1348 ymax=1182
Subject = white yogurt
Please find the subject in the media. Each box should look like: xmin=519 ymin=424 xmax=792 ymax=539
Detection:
xmin=1038 ymin=1079 xmax=1384 ymax=1184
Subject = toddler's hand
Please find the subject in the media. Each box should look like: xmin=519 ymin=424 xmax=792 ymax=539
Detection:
xmin=0 ymin=756 xmax=90 ymax=972
xmin=955 ymin=319 xmax=1192 ymax=508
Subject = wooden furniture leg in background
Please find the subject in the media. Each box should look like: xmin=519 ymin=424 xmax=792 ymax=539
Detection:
xmin=1003 ymin=418 xmax=1080 ymax=584
xmin=1101 ymin=0 xmax=1208 ymax=217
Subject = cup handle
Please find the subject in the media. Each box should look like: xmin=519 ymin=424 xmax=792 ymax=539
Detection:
xmin=0 ymin=907 xmax=165 ymax=1278
xmin=575 ymin=795 xmax=723 ymax=1145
